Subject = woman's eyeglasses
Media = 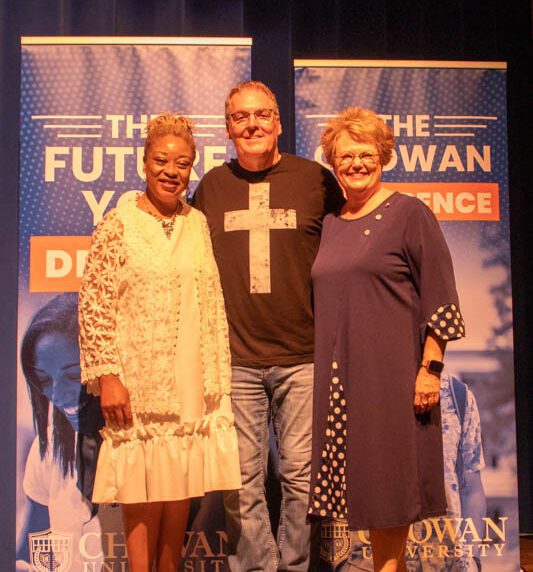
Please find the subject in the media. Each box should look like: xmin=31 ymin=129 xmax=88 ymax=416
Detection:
xmin=335 ymin=152 xmax=379 ymax=167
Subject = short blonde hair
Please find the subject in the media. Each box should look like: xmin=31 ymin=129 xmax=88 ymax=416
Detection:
xmin=144 ymin=112 xmax=196 ymax=161
xmin=321 ymin=107 xmax=394 ymax=167
xmin=225 ymin=81 xmax=279 ymax=120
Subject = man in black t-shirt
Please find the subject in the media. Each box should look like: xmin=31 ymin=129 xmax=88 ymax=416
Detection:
xmin=193 ymin=81 xmax=342 ymax=572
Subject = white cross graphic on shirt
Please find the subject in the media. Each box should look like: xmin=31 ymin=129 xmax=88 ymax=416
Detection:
xmin=224 ymin=182 xmax=297 ymax=294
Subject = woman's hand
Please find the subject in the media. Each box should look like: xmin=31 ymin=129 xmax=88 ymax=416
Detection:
xmin=99 ymin=373 xmax=133 ymax=430
xmin=413 ymin=368 xmax=440 ymax=414
xmin=415 ymin=329 xmax=446 ymax=414
xmin=204 ymin=393 xmax=221 ymax=415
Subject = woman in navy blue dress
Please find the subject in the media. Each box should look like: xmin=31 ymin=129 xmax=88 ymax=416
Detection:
xmin=307 ymin=108 xmax=465 ymax=572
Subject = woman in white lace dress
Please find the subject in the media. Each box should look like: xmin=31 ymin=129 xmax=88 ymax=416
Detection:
xmin=78 ymin=113 xmax=241 ymax=572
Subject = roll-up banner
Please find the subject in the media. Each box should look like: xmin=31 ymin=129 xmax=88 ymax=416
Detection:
xmin=294 ymin=60 xmax=518 ymax=572
xmin=17 ymin=37 xmax=251 ymax=572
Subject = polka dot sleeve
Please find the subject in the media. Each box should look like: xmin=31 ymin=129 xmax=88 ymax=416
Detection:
xmin=427 ymin=303 xmax=465 ymax=341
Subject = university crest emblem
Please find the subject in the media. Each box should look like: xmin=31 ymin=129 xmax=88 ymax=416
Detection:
xmin=320 ymin=519 xmax=352 ymax=565
xmin=29 ymin=529 xmax=72 ymax=572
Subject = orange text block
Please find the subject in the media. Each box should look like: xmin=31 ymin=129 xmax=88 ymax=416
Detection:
xmin=387 ymin=182 xmax=500 ymax=221
xmin=29 ymin=235 xmax=92 ymax=292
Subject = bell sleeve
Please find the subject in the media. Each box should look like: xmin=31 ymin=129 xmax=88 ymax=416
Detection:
xmin=403 ymin=200 xmax=465 ymax=345
xmin=198 ymin=213 xmax=232 ymax=397
xmin=78 ymin=209 xmax=125 ymax=395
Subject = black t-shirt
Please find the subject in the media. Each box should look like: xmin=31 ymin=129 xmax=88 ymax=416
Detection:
xmin=193 ymin=153 xmax=343 ymax=367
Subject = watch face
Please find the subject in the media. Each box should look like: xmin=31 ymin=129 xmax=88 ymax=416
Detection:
xmin=428 ymin=360 xmax=444 ymax=374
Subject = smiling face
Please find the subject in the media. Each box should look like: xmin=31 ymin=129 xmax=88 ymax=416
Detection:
xmin=333 ymin=130 xmax=383 ymax=205
xmin=33 ymin=332 xmax=87 ymax=431
xmin=143 ymin=134 xmax=194 ymax=212
xmin=226 ymin=87 xmax=282 ymax=171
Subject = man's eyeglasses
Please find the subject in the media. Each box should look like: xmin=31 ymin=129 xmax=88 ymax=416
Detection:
xmin=335 ymin=152 xmax=380 ymax=167
xmin=229 ymin=108 xmax=277 ymax=125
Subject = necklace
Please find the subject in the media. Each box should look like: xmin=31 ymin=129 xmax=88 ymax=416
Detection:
xmin=137 ymin=193 xmax=183 ymax=239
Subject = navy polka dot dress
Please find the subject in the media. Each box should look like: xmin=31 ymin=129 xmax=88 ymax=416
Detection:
xmin=308 ymin=193 xmax=465 ymax=529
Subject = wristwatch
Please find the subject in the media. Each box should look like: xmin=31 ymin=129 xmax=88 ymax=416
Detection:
xmin=421 ymin=359 xmax=444 ymax=376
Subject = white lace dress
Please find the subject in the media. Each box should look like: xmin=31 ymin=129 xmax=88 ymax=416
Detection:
xmin=78 ymin=198 xmax=241 ymax=504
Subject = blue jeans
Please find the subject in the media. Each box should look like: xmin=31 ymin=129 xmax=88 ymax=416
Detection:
xmin=224 ymin=364 xmax=315 ymax=572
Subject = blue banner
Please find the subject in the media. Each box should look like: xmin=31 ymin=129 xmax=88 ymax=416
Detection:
xmin=17 ymin=37 xmax=250 ymax=572
xmin=295 ymin=60 xmax=518 ymax=572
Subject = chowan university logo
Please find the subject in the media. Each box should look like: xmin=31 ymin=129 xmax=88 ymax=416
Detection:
xmin=29 ymin=529 xmax=72 ymax=572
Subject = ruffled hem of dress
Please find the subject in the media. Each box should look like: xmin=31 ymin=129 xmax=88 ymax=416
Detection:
xmin=92 ymin=413 xmax=242 ymax=503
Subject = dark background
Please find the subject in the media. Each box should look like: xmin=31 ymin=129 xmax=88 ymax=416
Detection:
xmin=1 ymin=0 xmax=531 ymax=567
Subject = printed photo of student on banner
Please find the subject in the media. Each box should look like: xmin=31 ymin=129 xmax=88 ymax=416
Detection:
xmin=294 ymin=60 xmax=518 ymax=572
xmin=17 ymin=37 xmax=251 ymax=572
